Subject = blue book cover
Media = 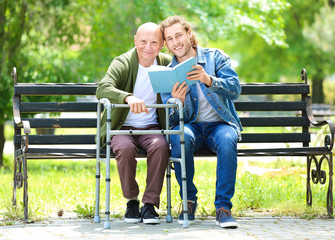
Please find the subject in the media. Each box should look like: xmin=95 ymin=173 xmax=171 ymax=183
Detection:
xmin=148 ymin=57 xmax=198 ymax=93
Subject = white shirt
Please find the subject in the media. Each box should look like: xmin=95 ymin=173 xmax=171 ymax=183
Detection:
xmin=124 ymin=60 xmax=158 ymax=127
xmin=195 ymin=82 xmax=223 ymax=123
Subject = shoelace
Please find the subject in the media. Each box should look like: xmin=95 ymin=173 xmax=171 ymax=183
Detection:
xmin=178 ymin=201 xmax=195 ymax=215
xmin=216 ymin=207 xmax=231 ymax=222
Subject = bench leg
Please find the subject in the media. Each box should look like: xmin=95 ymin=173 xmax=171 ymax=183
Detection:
xmin=12 ymin=136 xmax=30 ymax=221
xmin=23 ymin=154 xmax=29 ymax=221
xmin=327 ymin=153 xmax=333 ymax=216
xmin=306 ymin=154 xmax=334 ymax=217
xmin=94 ymin=161 xmax=101 ymax=223
xmin=166 ymin=161 xmax=172 ymax=223
xmin=306 ymin=156 xmax=312 ymax=207
xmin=12 ymin=155 xmax=19 ymax=207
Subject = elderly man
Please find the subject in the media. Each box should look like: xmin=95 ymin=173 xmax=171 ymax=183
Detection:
xmin=96 ymin=22 xmax=171 ymax=224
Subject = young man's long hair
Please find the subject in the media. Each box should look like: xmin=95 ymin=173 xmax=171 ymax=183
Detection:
xmin=160 ymin=15 xmax=198 ymax=48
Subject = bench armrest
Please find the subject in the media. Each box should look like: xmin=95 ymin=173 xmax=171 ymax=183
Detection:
xmin=12 ymin=67 xmax=31 ymax=135
xmin=13 ymin=88 xmax=31 ymax=135
xmin=306 ymin=96 xmax=335 ymax=151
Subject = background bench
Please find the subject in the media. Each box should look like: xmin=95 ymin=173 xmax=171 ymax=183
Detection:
xmin=311 ymin=103 xmax=335 ymax=122
xmin=12 ymin=67 xmax=334 ymax=220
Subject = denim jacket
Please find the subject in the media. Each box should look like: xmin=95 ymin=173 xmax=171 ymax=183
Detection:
xmin=161 ymin=46 xmax=243 ymax=139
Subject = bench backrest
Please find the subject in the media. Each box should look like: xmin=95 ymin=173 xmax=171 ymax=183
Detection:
xmin=13 ymin=81 xmax=311 ymax=157
xmin=237 ymin=83 xmax=310 ymax=145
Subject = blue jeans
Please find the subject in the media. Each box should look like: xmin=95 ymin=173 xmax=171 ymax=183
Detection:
xmin=170 ymin=122 xmax=238 ymax=210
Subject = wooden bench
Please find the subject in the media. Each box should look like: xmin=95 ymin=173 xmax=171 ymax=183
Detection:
xmin=12 ymin=67 xmax=334 ymax=221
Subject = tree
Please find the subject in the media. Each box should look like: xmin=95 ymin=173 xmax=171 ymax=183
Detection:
xmin=0 ymin=0 xmax=289 ymax=166
xmin=0 ymin=0 xmax=87 ymax=167
xmin=302 ymin=2 xmax=335 ymax=103
xmin=75 ymin=0 xmax=289 ymax=82
xmin=221 ymin=0 xmax=335 ymax=104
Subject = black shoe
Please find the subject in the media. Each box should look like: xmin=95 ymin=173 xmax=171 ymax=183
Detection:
xmin=141 ymin=203 xmax=160 ymax=224
xmin=124 ymin=200 xmax=141 ymax=223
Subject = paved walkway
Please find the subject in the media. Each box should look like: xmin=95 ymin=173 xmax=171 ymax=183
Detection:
xmin=1 ymin=216 xmax=335 ymax=240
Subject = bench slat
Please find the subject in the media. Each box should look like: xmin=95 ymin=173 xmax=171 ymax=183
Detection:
xmin=14 ymin=84 xmax=97 ymax=95
xmin=240 ymin=117 xmax=310 ymax=127
xmin=19 ymin=118 xmax=97 ymax=128
xmin=194 ymin=147 xmax=330 ymax=157
xmin=14 ymin=83 xmax=310 ymax=96
xmin=20 ymin=102 xmax=98 ymax=112
xmin=240 ymin=133 xmax=310 ymax=143
xmin=235 ymin=101 xmax=306 ymax=111
xmin=19 ymin=117 xmax=309 ymax=128
xmin=238 ymin=147 xmax=330 ymax=156
xmin=20 ymin=101 xmax=306 ymax=113
xmin=240 ymin=83 xmax=310 ymax=94
xmin=14 ymin=133 xmax=310 ymax=145
xmin=14 ymin=135 xmax=96 ymax=145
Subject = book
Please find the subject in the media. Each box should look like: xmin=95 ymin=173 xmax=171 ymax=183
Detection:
xmin=148 ymin=57 xmax=198 ymax=93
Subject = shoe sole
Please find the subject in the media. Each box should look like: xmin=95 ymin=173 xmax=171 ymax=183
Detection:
xmin=178 ymin=219 xmax=196 ymax=225
xmin=216 ymin=221 xmax=238 ymax=228
xmin=143 ymin=218 xmax=160 ymax=224
xmin=124 ymin=218 xmax=141 ymax=223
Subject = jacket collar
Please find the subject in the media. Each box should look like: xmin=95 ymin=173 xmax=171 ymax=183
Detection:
xmin=196 ymin=46 xmax=206 ymax=64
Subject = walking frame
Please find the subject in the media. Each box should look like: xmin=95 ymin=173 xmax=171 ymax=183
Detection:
xmin=94 ymin=98 xmax=189 ymax=228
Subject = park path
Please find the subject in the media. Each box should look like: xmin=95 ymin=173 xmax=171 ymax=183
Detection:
xmin=1 ymin=216 xmax=335 ymax=240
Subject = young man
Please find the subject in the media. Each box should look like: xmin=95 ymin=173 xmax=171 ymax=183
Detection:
xmin=96 ymin=22 xmax=171 ymax=224
xmin=160 ymin=16 xmax=242 ymax=228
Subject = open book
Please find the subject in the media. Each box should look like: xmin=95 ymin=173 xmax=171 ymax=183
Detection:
xmin=148 ymin=57 xmax=198 ymax=93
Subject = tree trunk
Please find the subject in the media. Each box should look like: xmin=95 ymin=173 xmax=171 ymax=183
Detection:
xmin=0 ymin=123 xmax=4 ymax=168
xmin=312 ymin=77 xmax=324 ymax=104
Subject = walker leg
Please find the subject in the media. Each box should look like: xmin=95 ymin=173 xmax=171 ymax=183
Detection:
xmin=104 ymin=153 xmax=111 ymax=229
xmin=166 ymin=160 xmax=173 ymax=223
xmin=94 ymin=161 xmax=101 ymax=223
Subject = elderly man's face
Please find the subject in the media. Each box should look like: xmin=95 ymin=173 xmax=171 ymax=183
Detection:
xmin=134 ymin=25 xmax=163 ymax=67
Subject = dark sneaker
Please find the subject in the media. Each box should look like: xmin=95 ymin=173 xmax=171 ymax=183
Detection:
xmin=178 ymin=200 xmax=197 ymax=225
xmin=141 ymin=203 xmax=160 ymax=224
xmin=124 ymin=200 xmax=141 ymax=223
xmin=216 ymin=207 xmax=238 ymax=228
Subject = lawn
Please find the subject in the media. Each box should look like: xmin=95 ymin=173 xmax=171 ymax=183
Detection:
xmin=1 ymin=122 xmax=332 ymax=224
xmin=0 ymin=154 xmax=331 ymax=224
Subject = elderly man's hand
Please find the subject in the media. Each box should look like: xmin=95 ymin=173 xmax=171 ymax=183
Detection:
xmin=125 ymin=96 xmax=149 ymax=114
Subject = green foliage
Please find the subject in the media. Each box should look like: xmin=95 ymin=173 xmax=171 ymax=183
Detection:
xmin=1 ymin=200 xmax=41 ymax=222
xmin=219 ymin=0 xmax=335 ymax=104
xmin=0 ymin=158 xmax=330 ymax=223
xmin=0 ymin=0 xmax=290 ymax=161
xmin=74 ymin=0 xmax=290 ymax=82
xmin=324 ymin=79 xmax=335 ymax=105
xmin=0 ymin=1 xmax=87 ymax=123
xmin=235 ymin=172 xmax=265 ymax=210
xmin=1 ymin=202 xmax=25 ymax=221
xmin=74 ymin=204 xmax=95 ymax=219
xmin=303 ymin=3 xmax=335 ymax=54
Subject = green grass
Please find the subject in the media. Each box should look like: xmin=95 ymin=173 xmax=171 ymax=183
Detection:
xmin=0 ymin=155 xmax=331 ymax=224
xmin=2 ymin=122 xmax=333 ymax=223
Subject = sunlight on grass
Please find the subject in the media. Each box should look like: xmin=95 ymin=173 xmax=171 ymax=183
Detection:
xmin=1 ymin=156 xmax=331 ymax=223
